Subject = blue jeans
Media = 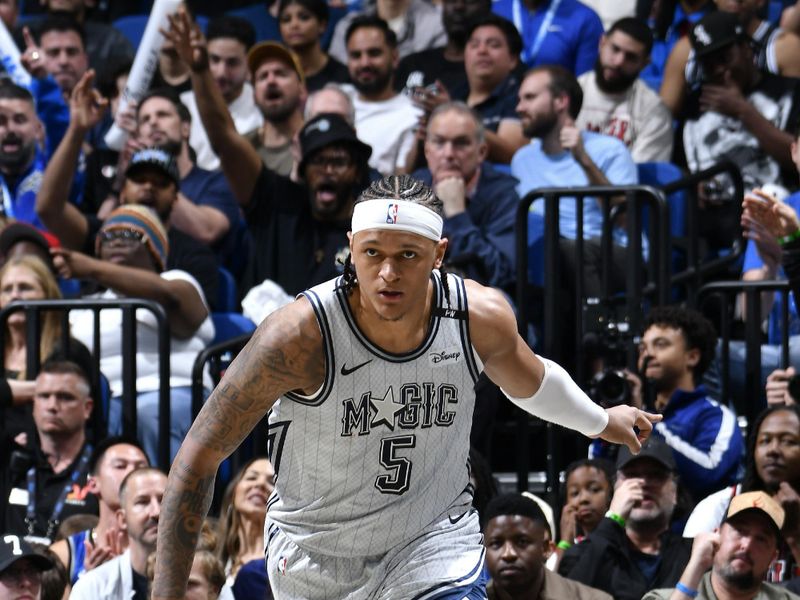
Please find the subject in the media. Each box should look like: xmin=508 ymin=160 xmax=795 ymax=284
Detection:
xmin=108 ymin=386 xmax=200 ymax=466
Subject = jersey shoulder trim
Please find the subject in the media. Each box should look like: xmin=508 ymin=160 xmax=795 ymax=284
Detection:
xmin=284 ymin=287 xmax=334 ymax=406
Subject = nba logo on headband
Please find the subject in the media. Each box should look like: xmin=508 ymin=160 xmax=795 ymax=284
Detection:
xmin=386 ymin=203 xmax=399 ymax=224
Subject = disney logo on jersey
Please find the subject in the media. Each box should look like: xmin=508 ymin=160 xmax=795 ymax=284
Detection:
xmin=429 ymin=348 xmax=461 ymax=366
xmin=341 ymin=383 xmax=458 ymax=436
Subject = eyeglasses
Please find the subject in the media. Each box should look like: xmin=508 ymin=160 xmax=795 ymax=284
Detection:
xmin=306 ymin=154 xmax=353 ymax=171
xmin=0 ymin=563 xmax=41 ymax=585
xmin=99 ymin=229 xmax=145 ymax=247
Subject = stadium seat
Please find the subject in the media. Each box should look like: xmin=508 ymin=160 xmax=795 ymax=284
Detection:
xmin=216 ymin=266 xmax=238 ymax=312
xmin=226 ymin=4 xmax=279 ymax=42
xmin=211 ymin=312 xmax=256 ymax=345
xmin=113 ymin=14 xmax=208 ymax=48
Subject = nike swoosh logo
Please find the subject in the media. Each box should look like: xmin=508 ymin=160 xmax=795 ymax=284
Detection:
xmin=340 ymin=359 xmax=373 ymax=376
xmin=449 ymin=512 xmax=468 ymax=525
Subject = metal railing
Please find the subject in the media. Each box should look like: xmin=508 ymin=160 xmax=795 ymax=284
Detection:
xmin=0 ymin=298 xmax=172 ymax=470
xmin=662 ymin=161 xmax=745 ymax=300
xmin=514 ymin=185 xmax=670 ymax=501
xmin=698 ymin=280 xmax=792 ymax=424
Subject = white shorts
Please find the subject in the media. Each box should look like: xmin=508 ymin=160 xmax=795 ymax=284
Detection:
xmin=265 ymin=508 xmax=487 ymax=599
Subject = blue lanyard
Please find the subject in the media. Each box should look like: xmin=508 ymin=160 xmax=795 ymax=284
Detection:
xmin=0 ymin=176 xmax=13 ymax=219
xmin=513 ymin=0 xmax=563 ymax=64
xmin=26 ymin=444 xmax=93 ymax=542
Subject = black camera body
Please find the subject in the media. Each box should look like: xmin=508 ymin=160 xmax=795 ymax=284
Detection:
xmin=583 ymin=298 xmax=639 ymax=408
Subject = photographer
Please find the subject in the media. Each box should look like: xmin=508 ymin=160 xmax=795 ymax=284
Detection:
xmin=593 ymin=307 xmax=745 ymax=503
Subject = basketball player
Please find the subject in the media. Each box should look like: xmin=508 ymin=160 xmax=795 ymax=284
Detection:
xmin=153 ymin=176 xmax=660 ymax=599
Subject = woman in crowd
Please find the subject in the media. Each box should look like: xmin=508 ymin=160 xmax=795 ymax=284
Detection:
xmin=552 ymin=458 xmax=614 ymax=570
xmin=216 ymin=458 xmax=275 ymax=599
xmin=278 ymin=0 xmax=349 ymax=92
xmin=0 ymin=254 xmax=65 ymax=440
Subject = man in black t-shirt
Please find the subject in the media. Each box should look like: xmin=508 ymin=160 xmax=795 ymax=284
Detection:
xmin=1 ymin=357 xmax=99 ymax=542
xmin=165 ymin=9 xmax=373 ymax=298
xmin=395 ymin=0 xmax=490 ymax=96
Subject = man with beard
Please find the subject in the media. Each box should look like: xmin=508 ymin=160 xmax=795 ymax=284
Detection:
xmin=684 ymin=405 xmax=800 ymax=587
xmin=180 ymin=16 xmax=263 ymax=171
xmin=577 ymin=17 xmax=673 ymax=163
xmin=35 ymin=72 xmax=220 ymax=308
xmin=484 ymin=494 xmax=612 ymax=600
xmin=343 ymin=15 xmax=421 ymax=176
xmin=559 ymin=438 xmax=693 ymax=600
xmin=591 ymin=306 xmax=745 ymax=503
xmin=164 ymin=7 xmax=372 ymax=298
xmin=645 ymin=491 xmax=792 ymax=600
xmin=243 ymin=41 xmax=307 ymax=178
xmin=513 ymin=64 xmax=638 ymax=297
xmin=0 ymin=80 xmax=85 ymax=229
xmin=395 ymin=0 xmax=492 ymax=95
xmin=70 ymin=468 xmax=167 ymax=599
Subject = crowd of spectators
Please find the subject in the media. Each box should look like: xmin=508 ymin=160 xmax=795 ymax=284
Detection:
xmin=6 ymin=0 xmax=800 ymax=597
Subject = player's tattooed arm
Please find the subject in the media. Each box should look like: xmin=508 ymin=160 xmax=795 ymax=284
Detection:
xmin=152 ymin=298 xmax=324 ymax=599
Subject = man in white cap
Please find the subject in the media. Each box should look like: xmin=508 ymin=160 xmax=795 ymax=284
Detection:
xmin=152 ymin=174 xmax=661 ymax=599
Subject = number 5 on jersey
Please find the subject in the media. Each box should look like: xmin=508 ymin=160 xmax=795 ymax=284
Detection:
xmin=376 ymin=434 xmax=416 ymax=495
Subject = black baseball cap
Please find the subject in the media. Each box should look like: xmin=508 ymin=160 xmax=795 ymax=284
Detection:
xmin=0 ymin=536 xmax=53 ymax=574
xmin=616 ymin=436 xmax=676 ymax=472
xmin=689 ymin=12 xmax=746 ymax=58
xmin=297 ymin=113 xmax=372 ymax=176
xmin=125 ymin=147 xmax=180 ymax=187
xmin=0 ymin=222 xmax=60 ymax=256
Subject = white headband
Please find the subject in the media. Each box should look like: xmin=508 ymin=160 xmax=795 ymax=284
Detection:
xmin=351 ymin=200 xmax=443 ymax=241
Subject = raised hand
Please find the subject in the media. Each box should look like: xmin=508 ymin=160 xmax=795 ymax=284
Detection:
xmin=161 ymin=6 xmax=209 ymax=72
xmin=743 ymin=189 xmax=800 ymax=240
xmin=766 ymin=367 xmax=797 ymax=406
xmin=434 ymin=176 xmax=466 ymax=218
xmin=51 ymin=247 xmax=97 ymax=280
xmin=559 ymin=116 xmax=586 ymax=160
xmin=69 ymin=70 xmax=109 ymax=132
xmin=20 ymin=26 xmax=46 ymax=79
xmin=609 ymin=477 xmax=645 ymax=520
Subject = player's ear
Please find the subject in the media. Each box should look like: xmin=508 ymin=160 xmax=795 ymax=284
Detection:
xmin=434 ymin=238 xmax=448 ymax=268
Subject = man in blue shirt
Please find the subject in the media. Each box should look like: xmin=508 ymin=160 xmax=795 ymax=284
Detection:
xmin=412 ymin=101 xmax=518 ymax=289
xmin=0 ymin=80 xmax=80 ymax=227
xmin=491 ymin=0 xmax=603 ymax=75
xmin=513 ymin=64 xmax=638 ymax=296
xmin=617 ymin=306 xmax=744 ymax=503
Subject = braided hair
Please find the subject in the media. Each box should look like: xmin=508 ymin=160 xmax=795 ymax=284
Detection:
xmin=342 ymin=175 xmax=452 ymax=302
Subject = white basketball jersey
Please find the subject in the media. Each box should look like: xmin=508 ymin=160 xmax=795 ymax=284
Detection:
xmin=265 ymin=272 xmax=482 ymax=558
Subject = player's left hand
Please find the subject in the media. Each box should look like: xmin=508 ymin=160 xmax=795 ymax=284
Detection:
xmin=598 ymin=405 xmax=662 ymax=453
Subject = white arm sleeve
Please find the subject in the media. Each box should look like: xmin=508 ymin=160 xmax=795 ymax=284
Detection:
xmin=502 ymin=357 xmax=609 ymax=437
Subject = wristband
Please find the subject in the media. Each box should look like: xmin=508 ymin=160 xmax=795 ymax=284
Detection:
xmin=675 ymin=582 xmax=698 ymax=598
xmin=556 ymin=540 xmax=572 ymax=550
xmin=779 ymin=230 xmax=800 ymax=246
xmin=605 ymin=510 xmax=626 ymax=528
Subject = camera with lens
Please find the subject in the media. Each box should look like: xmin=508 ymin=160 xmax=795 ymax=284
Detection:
xmin=582 ymin=298 xmax=638 ymax=408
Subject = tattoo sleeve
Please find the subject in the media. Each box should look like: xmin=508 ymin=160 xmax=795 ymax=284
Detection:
xmin=152 ymin=301 xmax=324 ymax=599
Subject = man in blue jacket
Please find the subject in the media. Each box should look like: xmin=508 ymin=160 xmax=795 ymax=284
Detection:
xmin=412 ymin=101 xmax=518 ymax=290
xmin=595 ymin=306 xmax=745 ymax=502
